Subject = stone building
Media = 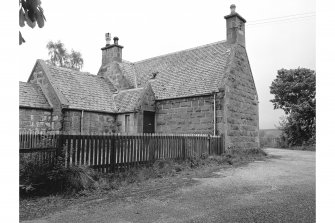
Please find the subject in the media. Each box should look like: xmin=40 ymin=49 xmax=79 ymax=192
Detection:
xmin=19 ymin=5 xmax=259 ymax=149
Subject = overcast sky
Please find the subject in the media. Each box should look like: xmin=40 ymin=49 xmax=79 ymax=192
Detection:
xmin=18 ymin=0 xmax=315 ymax=129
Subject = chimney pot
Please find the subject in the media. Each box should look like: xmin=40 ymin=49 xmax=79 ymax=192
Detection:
xmin=113 ymin=37 xmax=119 ymax=45
xmin=230 ymin=4 xmax=236 ymax=14
xmin=100 ymin=34 xmax=123 ymax=65
xmin=105 ymin=33 xmax=111 ymax=46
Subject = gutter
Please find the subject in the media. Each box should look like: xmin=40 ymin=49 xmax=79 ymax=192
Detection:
xmin=19 ymin=106 xmax=53 ymax=111
xmin=155 ymin=92 xmax=214 ymax=101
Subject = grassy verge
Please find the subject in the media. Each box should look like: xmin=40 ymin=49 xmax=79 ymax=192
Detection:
xmin=280 ymin=144 xmax=315 ymax=151
xmin=20 ymin=147 xmax=267 ymax=221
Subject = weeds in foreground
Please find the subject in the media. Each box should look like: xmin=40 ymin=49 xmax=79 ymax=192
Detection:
xmin=20 ymin=153 xmax=99 ymax=197
xmin=20 ymin=148 xmax=267 ymax=198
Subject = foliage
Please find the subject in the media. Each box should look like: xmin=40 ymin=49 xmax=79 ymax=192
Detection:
xmin=67 ymin=50 xmax=84 ymax=71
xmin=20 ymin=146 xmax=267 ymax=198
xmin=20 ymin=153 xmax=97 ymax=197
xmin=46 ymin=41 xmax=67 ymax=67
xmin=270 ymin=68 xmax=316 ymax=146
xmin=19 ymin=0 xmax=46 ymax=45
xmin=46 ymin=41 xmax=84 ymax=71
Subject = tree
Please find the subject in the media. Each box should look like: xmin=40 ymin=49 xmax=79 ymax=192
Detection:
xmin=19 ymin=0 xmax=46 ymax=45
xmin=46 ymin=41 xmax=67 ymax=67
xmin=68 ymin=50 xmax=84 ymax=71
xmin=46 ymin=41 xmax=84 ymax=71
xmin=270 ymin=68 xmax=316 ymax=146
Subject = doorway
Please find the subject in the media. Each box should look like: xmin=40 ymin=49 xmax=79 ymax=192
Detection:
xmin=143 ymin=111 xmax=155 ymax=133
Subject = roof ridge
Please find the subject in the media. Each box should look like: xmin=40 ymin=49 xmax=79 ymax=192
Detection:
xmin=117 ymin=87 xmax=144 ymax=93
xmin=19 ymin=81 xmax=40 ymax=85
xmin=45 ymin=61 xmax=95 ymax=76
xmin=134 ymin=40 xmax=228 ymax=64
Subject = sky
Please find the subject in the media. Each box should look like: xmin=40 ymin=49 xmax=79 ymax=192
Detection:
xmin=17 ymin=0 xmax=315 ymax=129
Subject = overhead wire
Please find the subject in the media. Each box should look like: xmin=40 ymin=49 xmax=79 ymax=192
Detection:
xmin=246 ymin=12 xmax=315 ymax=27
xmin=248 ymin=12 xmax=315 ymax=23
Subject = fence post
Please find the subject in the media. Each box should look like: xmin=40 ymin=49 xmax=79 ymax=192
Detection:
xmin=222 ymin=134 xmax=225 ymax=154
xmin=207 ymin=134 xmax=211 ymax=155
xmin=56 ymin=133 xmax=65 ymax=166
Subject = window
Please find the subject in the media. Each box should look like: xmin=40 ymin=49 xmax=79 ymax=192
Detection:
xmin=125 ymin=115 xmax=130 ymax=132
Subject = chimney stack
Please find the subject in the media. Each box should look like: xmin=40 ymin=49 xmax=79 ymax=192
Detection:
xmin=224 ymin=4 xmax=246 ymax=47
xmin=101 ymin=34 xmax=123 ymax=64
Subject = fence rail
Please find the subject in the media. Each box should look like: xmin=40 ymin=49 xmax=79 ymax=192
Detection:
xmin=19 ymin=131 xmax=59 ymax=150
xmin=260 ymin=137 xmax=284 ymax=148
xmin=19 ymin=132 xmax=224 ymax=173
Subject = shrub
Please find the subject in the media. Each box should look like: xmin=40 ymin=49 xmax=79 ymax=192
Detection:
xmin=185 ymin=153 xmax=209 ymax=168
xmin=20 ymin=154 xmax=98 ymax=197
xmin=20 ymin=153 xmax=55 ymax=195
xmin=46 ymin=166 xmax=98 ymax=193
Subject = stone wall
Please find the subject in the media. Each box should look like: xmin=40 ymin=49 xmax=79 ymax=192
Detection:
xmin=19 ymin=108 xmax=55 ymax=132
xmin=63 ymin=110 xmax=118 ymax=134
xmin=116 ymin=113 xmax=139 ymax=133
xmin=156 ymin=94 xmax=225 ymax=134
xmin=29 ymin=63 xmax=63 ymax=131
xmin=138 ymin=83 xmax=156 ymax=112
xmin=224 ymin=45 xmax=259 ymax=149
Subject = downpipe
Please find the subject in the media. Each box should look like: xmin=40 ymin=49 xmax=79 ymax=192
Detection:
xmin=80 ymin=110 xmax=84 ymax=134
xmin=213 ymin=92 xmax=216 ymax=136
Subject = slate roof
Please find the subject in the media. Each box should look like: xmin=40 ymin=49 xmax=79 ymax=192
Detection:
xmin=132 ymin=41 xmax=232 ymax=99
xmin=113 ymin=88 xmax=144 ymax=113
xmin=19 ymin=81 xmax=51 ymax=109
xmin=26 ymin=40 xmax=233 ymax=113
xmin=119 ymin=60 xmax=138 ymax=88
xmin=46 ymin=65 xmax=118 ymax=113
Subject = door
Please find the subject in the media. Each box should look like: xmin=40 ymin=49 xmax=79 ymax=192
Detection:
xmin=143 ymin=111 xmax=155 ymax=133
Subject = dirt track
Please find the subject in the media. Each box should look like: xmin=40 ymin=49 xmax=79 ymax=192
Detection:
xmin=22 ymin=148 xmax=315 ymax=223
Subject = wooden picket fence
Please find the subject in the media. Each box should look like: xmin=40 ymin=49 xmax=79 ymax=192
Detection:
xmin=19 ymin=131 xmax=59 ymax=150
xmin=19 ymin=132 xmax=224 ymax=173
xmin=19 ymin=131 xmax=60 ymax=167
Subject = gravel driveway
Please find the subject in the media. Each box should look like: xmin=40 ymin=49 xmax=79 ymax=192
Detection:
xmin=23 ymin=148 xmax=315 ymax=223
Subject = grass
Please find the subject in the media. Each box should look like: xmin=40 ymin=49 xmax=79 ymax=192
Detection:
xmin=282 ymin=144 xmax=315 ymax=151
xmin=94 ymin=147 xmax=268 ymax=191
xmin=20 ymin=147 xmax=267 ymax=221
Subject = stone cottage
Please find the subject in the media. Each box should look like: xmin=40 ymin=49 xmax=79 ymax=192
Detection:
xmin=19 ymin=5 xmax=259 ymax=149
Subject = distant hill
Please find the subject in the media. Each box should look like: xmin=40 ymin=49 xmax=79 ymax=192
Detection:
xmin=259 ymin=129 xmax=282 ymax=138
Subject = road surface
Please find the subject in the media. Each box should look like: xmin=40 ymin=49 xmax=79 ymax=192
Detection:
xmin=23 ymin=148 xmax=315 ymax=223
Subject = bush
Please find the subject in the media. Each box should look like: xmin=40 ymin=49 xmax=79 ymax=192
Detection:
xmin=20 ymin=153 xmax=55 ymax=195
xmin=185 ymin=153 xmax=209 ymax=168
xmin=47 ymin=166 xmax=98 ymax=193
xmin=20 ymin=154 xmax=98 ymax=197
